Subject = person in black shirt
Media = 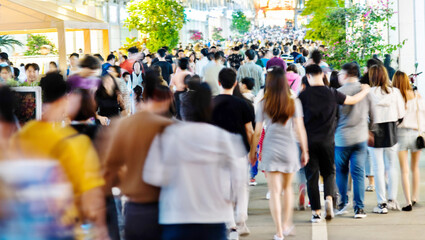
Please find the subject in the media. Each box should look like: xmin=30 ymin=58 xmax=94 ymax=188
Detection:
xmin=228 ymin=47 xmax=244 ymax=71
xmin=153 ymin=48 xmax=173 ymax=85
xmin=211 ymin=68 xmax=253 ymax=237
xmin=299 ymin=65 xmax=370 ymax=223
xmin=212 ymin=68 xmax=254 ymax=153
xmin=95 ymin=74 xmax=124 ymax=125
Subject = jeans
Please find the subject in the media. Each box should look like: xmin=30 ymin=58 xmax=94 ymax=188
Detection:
xmin=335 ymin=142 xmax=367 ymax=210
xmin=106 ymin=196 xmax=121 ymax=240
xmin=365 ymin=147 xmax=375 ymax=177
xmin=124 ymin=202 xmax=161 ymax=240
xmin=162 ymin=223 xmax=227 ymax=240
xmin=373 ymin=144 xmax=399 ymax=204
xmin=250 ymin=160 xmax=258 ymax=179
xmin=305 ymin=141 xmax=336 ymax=210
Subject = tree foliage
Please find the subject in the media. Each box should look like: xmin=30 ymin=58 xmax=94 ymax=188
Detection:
xmin=24 ymin=34 xmax=57 ymax=56
xmin=125 ymin=0 xmax=186 ymax=52
xmin=0 ymin=35 xmax=23 ymax=51
xmin=302 ymin=0 xmax=345 ymax=44
xmin=212 ymin=27 xmax=225 ymax=42
xmin=231 ymin=11 xmax=251 ymax=35
xmin=322 ymin=2 xmax=405 ymax=68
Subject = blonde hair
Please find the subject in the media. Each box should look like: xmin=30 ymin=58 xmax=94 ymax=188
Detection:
xmin=392 ymin=70 xmax=412 ymax=103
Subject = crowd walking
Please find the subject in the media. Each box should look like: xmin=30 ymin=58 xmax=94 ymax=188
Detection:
xmin=1 ymin=29 xmax=425 ymax=240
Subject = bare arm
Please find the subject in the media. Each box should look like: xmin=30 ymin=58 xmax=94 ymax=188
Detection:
xmin=293 ymin=117 xmax=309 ymax=167
xmin=344 ymin=84 xmax=371 ymax=105
xmin=80 ymin=187 xmax=110 ymax=240
xmin=245 ymin=122 xmax=254 ymax=149
xmin=249 ymin=122 xmax=263 ymax=166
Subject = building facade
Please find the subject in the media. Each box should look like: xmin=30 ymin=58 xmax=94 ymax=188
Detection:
xmin=179 ymin=0 xmax=255 ymax=45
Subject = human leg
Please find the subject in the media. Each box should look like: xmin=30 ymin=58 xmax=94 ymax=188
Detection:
xmin=335 ymin=146 xmax=351 ymax=207
xmin=373 ymin=148 xmax=386 ymax=204
xmin=267 ymin=171 xmax=284 ymax=238
xmin=384 ymin=145 xmax=399 ymax=203
xmin=398 ymin=150 xmax=411 ymax=206
xmin=282 ymin=172 xmax=295 ymax=233
xmin=305 ymin=143 xmax=321 ymax=212
xmin=124 ymin=202 xmax=161 ymax=240
xmin=350 ymin=142 xmax=367 ymax=210
xmin=411 ymin=151 xmax=421 ymax=203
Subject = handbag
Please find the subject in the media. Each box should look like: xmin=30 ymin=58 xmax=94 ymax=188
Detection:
xmin=415 ymin=93 xmax=425 ymax=149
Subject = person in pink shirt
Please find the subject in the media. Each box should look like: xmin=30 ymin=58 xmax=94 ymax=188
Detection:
xmin=286 ymin=64 xmax=302 ymax=95
xmin=170 ymin=58 xmax=193 ymax=119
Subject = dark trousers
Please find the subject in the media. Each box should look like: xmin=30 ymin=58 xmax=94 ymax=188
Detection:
xmin=305 ymin=141 xmax=336 ymax=210
xmin=162 ymin=223 xmax=227 ymax=240
xmin=124 ymin=202 xmax=161 ymax=240
xmin=106 ymin=196 xmax=121 ymax=240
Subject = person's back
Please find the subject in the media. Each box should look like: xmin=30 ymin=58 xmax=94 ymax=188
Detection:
xmin=335 ymin=82 xmax=372 ymax=146
xmin=143 ymin=122 xmax=247 ymax=224
xmin=237 ymin=50 xmax=264 ymax=96
xmin=11 ymin=121 xmax=104 ymax=196
xmin=203 ymin=52 xmax=224 ymax=96
xmin=104 ymin=110 xmax=173 ymax=202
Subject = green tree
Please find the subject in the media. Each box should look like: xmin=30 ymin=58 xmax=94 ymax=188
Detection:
xmin=125 ymin=0 xmax=186 ymax=52
xmin=24 ymin=34 xmax=57 ymax=56
xmin=302 ymin=0 xmax=345 ymax=44
xmin=0 ymin=35 xmax=23 ymax=51
xmin=212 ymin=27 xmax=225 ymax=42
xmin=231 ymin=10 xmax=251 ymax=35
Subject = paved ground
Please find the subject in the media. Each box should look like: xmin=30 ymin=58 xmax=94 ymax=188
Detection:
xmin=244 ymin=158 xmax=425 ymax=240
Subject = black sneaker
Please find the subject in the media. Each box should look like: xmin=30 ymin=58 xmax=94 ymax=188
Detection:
xmin=336 ymin=202 xmax=349 ymax=215
xmin=311 ymin=213 xmax=322 ymax=223
xmin=402 ymin=204 xmax=412 ymax=211
xmin=354 ymin=208 xmax=367 ymax=219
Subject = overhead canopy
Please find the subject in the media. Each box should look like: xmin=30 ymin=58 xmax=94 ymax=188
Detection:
xmin=0 ymin=0 xmax=110 ymax=72
xmin=0 ymin=0 xmax=108 ymax=34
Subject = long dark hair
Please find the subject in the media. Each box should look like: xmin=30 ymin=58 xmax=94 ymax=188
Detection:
xmin=184 ymin=82 xmax=212 ymax=123
xmin=96 ymin=73 xmax=120 ymax=99
xmin=369 ymin=64 xmax=391 ymax=94
xmin=263 ymin=67 xmax=295 ymax=124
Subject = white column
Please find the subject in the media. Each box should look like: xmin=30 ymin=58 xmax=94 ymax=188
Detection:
xmin=396 ymin=0 xmax=415 ymax=75
xmin=414 ymin=0 xmax=425 ymax=95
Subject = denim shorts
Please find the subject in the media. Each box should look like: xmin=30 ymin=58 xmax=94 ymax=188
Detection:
xmin=397 ymin=128 xmax=420 ymax=152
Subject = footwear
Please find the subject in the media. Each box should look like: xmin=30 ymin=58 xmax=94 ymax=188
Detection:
xmin=282 ymin=225 xmax=295 ymax=236
xmin=237 ymin=222 xmax=250 ymax=237
xmin=402 ymin=204 xmax=412 ymax=211
xmin=387 ymin=200 xmax=401 ymax=211
xmin=366 ymin=185 xmax=375 ymax=192
xmin=266 ymin=191 xmax=271 ymax=200
xmin=311 ymin=213 xmax=322 ymax=223
xmin=412 ymin=201 xmax=417 ymax=206
xmin=324 ymin=199 xmax=334 ymax=220
xmin=335 ymin=202 xmax=350 ymax=216
xmin=354 ymin=208 xmax=367 ymax=219
xmin=373 ymin=203 xmax=388 ymax=214
xmin=228 ymin=229 xmax=239 ymax=240
xmin=273 ymin=234 xmax=284 ymax=240
xmin=249 ymin=178 xmax=257 ymax=186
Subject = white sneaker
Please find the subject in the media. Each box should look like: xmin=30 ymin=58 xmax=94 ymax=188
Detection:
xmin=387 ymin=200 xmax=401 ymax=211
xmin=266 ymin=191 xmax=271 ymax=200
xmin=311 ymin=213 xmax=322 ymax=223
xmin=273 ymin=234 xmax=284 ymax=240
xmin=335 ymin=202 xmax=350 ymax=216
xmin=228 ymin=229 xmax=239 ymax=240
xmin=325 ymin=199 xmax=334 ymax=220
xmin=373 ymin=203 xmax=388 ymax=214
xmin=237 ymin=222 xmax=250 ymax=237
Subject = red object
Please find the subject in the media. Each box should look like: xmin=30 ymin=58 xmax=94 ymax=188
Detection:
xmin=120 ymin=59 xmax=136 ymax=74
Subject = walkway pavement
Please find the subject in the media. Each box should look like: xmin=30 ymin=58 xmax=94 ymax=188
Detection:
xmin=244 ymin=159 xmax=425 ymax=240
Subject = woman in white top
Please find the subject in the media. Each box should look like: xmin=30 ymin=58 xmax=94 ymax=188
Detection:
xmin=392 ymin=71 xmax=424 ymax=211
xmin=143 ymin=82 xmax=248 ymax=240
xmin=369 ymin=65 xmax=405 ymax=213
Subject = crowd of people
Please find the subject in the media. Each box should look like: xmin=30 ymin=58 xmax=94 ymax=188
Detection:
xmin=0 ymin=32 xmax=424 ymax=240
